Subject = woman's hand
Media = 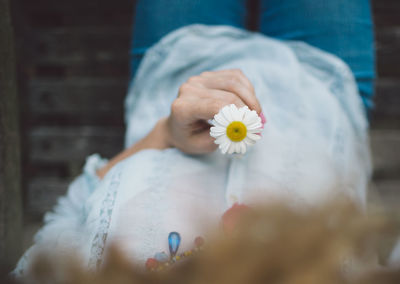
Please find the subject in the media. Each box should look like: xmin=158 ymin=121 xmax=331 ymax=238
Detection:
xmin=166 ymin=69 xmax=262 ymax=154
xmin=97 ymin=69 xmax=262 ymax=179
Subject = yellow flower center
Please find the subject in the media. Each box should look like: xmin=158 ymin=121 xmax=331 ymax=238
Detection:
xmin=226 ymin=121 xmax=247 ymax=142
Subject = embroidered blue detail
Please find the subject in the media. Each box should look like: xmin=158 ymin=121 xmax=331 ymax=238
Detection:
xmin=168 ymin=232 xmax=181 ymax=257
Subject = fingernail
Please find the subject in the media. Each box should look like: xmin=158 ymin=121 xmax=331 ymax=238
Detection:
xmin=260 ymin=111 xmax=267 ymax=126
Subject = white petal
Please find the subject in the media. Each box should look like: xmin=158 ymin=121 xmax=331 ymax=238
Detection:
xmin=246 ymin=127 xmax=262 ymax=133
xmin=247 ymin=128 xmax=262 ymax=134
xmin=230 ymin=104 xmax=238 ymax=112
xmin=247 ymin=129 xmax=263 ymax=136
xmin=215 ymin=135 xmax=228 ymax=145
xmin=221 ymin=141 xmax=231 ymax=154
xmin=210 ymin=132 xmax=223 ymax=139
xmin=247 ymin=132 xmax=261 ymax=141
xmin=214 ymin=113 xmax=229 ymax=127
xmin=228 ymin=143 xmax=235 ymax=154
xmin=247 ymin=130 xmax=262 ymax=136
xmin=210 ymin=126 xmax=226 ymax=135
xmin=232 ymin=109 xmax=241 ymax=121
xmin=210 ymin=125 xmax=225 ymax=132
xmin=234 ymin=143 xmax=241 ymax=154
xmin=247 ymin=123 xmax=263 ymax=131
xmin=230 ymin=104 xmax=241 ymax=121
xmin=238 ymin=106 xmax=248 ymax=120
xmin=240 ymin=106 xmax=248 ymax=120
xmin=247 ymin=116 xmax=261 ymax=126
xmin=243 ymin=110 xmax=259 ymax=125
xmin=244 ymin=137 xmax=256 ymax=146
xmin=240 ymin=105 xmax=249 ymax=111
xmin=240 ymin=142 xmax=246 ymax=154
xmin=231 ymin=143 xmax=237 ymax=154
xmin=222 ymin=105 xmax=234 ymax=122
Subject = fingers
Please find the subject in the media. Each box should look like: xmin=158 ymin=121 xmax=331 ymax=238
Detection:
xmin=175 ymin=88 xmax=246 ymax=121
xmin=170 ymin=69 xmax=261 ymax=155
xmin=197 ymin=69 xmax=262 ymax=114
xmin=194 ymin=94 xmax=246 ymax=121
xmin=200 ymin=69 xmax=254 ymax=92
xmin=188 ymin=131 xmax=218 ymax=154
xmin=171 ymin=69 xmax=262 ymax=155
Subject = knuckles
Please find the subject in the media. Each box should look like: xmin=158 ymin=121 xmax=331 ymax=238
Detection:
xmin=230 ymin=69 xmax=255 ymax=92
xmin=210 ymin=100 xmax=224 ymax=114
xmin=226 ymin=76 xmax=242 ymax=90
xmin=171 ymin=98 xmax=186 ymax=115
xmin=200 ymin=71 xmax=212 ymax=77
xmin=224 ymin=92 xmax=242 ymax=106
xmin=231 ymin=68 xmax=244 ymax=76
xmin=178 ymin=82 xmax=193 ymax=94
xmin=230 ymin=69 xmax=245 ymax=83
xmin=177 ymin=69 xmax=256 ymax=112
xmin=187 ymin=76 xmax=202 ymax=84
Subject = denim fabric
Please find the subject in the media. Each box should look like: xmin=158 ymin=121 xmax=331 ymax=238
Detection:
xmin=130 ymin=0 xmax=375 ymax=109
xmin=130 ymin=0 xmax=247 ymax=77
xmin=258 ymin=0 xmax=375 ymax=109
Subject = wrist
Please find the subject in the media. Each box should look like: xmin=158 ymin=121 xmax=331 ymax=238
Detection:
xmin=96 ymin=118 xmax=173 ymax=180
xmin=154 ymin=117 xmax=173 ymax=149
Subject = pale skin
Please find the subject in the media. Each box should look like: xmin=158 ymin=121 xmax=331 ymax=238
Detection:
xmin=97 ymin=69 xmax=263 ymax=179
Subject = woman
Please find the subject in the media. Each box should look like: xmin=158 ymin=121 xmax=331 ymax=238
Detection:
xmin=14 ymin=0 xmax=374 ymax=276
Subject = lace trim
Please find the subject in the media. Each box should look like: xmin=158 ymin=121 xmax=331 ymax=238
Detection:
xmin=83 ymin=153 xmax=109 ymax=192
xmin=88 ymin=169 xmax=121 ymax=269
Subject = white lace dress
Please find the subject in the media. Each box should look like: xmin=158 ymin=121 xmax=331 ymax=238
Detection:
xmin=13 ymin=24 xmax=372 ymax=276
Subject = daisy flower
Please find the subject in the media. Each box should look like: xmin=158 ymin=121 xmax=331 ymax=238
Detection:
xmin=210 ymin=104 xmax=263 ymax=154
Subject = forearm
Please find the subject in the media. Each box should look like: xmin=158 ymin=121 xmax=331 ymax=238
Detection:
xmin=96 ymin=117 xmax=170 ymax=179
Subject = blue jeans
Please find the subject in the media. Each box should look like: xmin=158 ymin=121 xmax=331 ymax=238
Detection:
xmin=130 ymin=0 xmax=375 ymax=110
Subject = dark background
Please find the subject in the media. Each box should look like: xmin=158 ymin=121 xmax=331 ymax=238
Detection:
xmin=9 ymin=0 xmax=400 ymax=249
